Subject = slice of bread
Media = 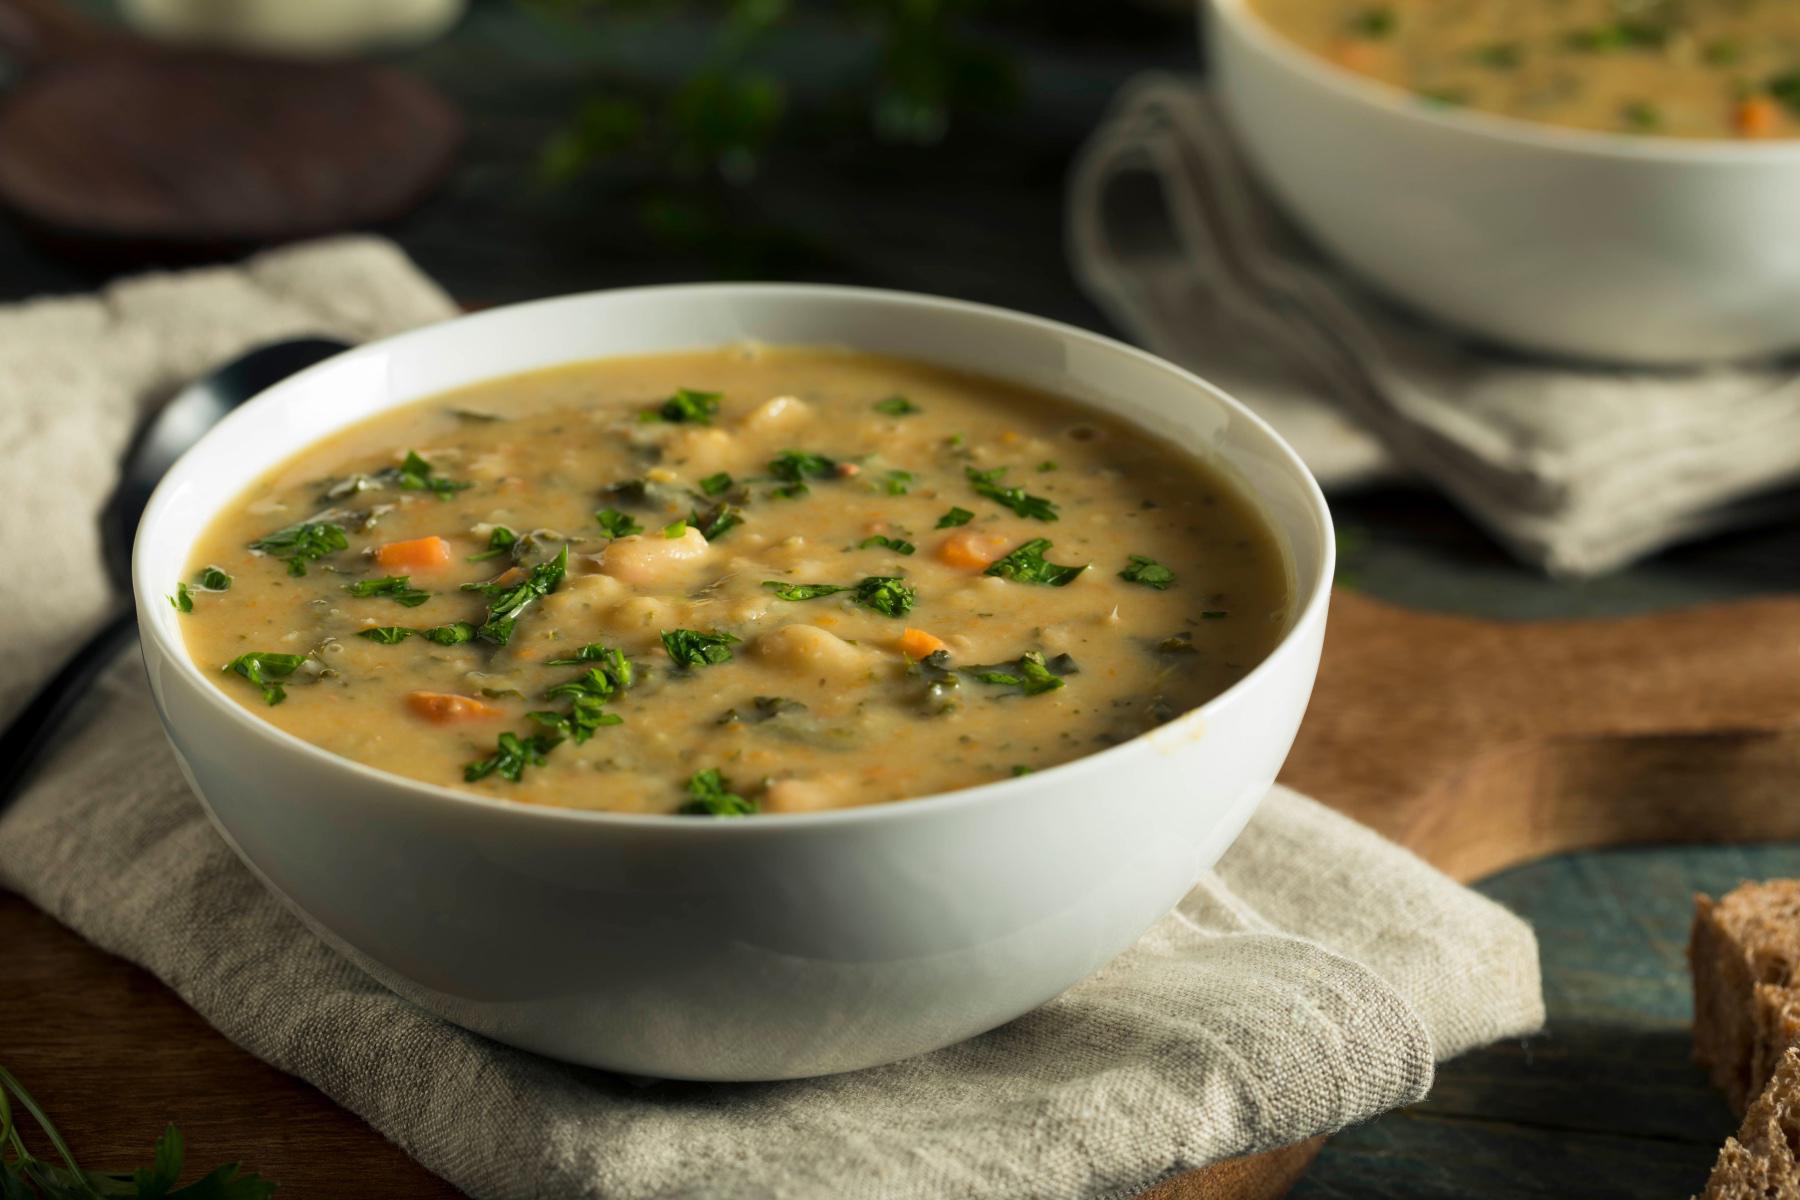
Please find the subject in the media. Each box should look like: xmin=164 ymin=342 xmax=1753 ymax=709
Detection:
xmin=1697 ymin=1045 xmax=1800 ymax=1199
xmin=1691 ymin=881 xmax=1800 ymax=1113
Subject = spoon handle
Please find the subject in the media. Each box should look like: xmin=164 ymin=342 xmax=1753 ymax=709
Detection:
xmin=0 ymin=607 xmax=138 ymax=808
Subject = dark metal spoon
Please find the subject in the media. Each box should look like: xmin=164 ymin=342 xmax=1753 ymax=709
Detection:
xmin=0 ymin=336 xmax=350 ymax=806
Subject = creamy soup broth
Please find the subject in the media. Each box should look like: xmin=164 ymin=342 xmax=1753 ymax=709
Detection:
xmin=1250 ymin=0 xmax=1800 ymax=138
xmin=176 ymin=346 xmax=1288 ymax=815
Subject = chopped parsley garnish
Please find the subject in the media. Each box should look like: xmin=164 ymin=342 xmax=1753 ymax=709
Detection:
xmin=1010 ymin=765 xmax=1034 ymax=777
xmin=468 ymin=526 xmax=517 ymax=562
xmin=1347 ymin=5 xmax=1394 ymax=37
xmin=223 ymin=651 xmax=306 ymax=705
xmin=772 ymin=483 xmax=811 ymax=500
xmin=1769 ymin=71 xmax=1800 ymax=115
xmin=689 ymin=500 xmax=745 ymax=541
xmin=395 ymin=449 xmax=473 ymax=499
xmin=1157 ymin=631 xmax=1198 ymax=654
xmin=1119 ymin=555 xmax=1176 ymax=590
xmin=546 ymin=642 xmax=637 ymax=675
xmin=719 ymin=695 xmax=807 ymax=725
xmin=699 ymin=471 xmax=734 ymax=496
xmin=195 ymin=565 xmax=232 ymax=591
xmin=465 ymin=730 xmax=560 ymax=783
xmin=882 ymin=469 xmax=914 ymax=496
xmin=859 ymin=535 xmax=916 ymax=555
xmin=423 ymin=621 xmax=476 ymax=645
xmin=1471 ymin=41 xmax=1522 ymax=69
xmin=595 ymin=508 xmax=643 ymax=538
xmin=769 ymin=450 xmax=838 ymax=483
xmin=1036 ymin=461 xmax=1058 ymax=472
xmin=532 ymin=650 xmax=634 ymax=741
xmin=966 ymin=467 xmax=1057 ymax=522
xmin=1621 ymin=101 xmax=1661 ymax=132
xmin=661 ymin=628 xmax=740 ymax=668
xmin=358 ymin=626 xmax=415 ymax=644
xmin=985 ymin=539 xmax=1087 ymax=587
xmin=680 ymin=768 xmax=755 ymax=816
xmin=1563 ymin=20 xmax=1667 ymax=53
xmin=854 ymin=575 xmax=916 ymax=617
xmin=646 ymin=387 xmax=722 ymax=424
xmin=249 ymin=519 xmax=348 ymax=576
xmin=763 ymin=581 xmax=849 ymax=601
xmin=873 ymin=394 xmax=919 ymax=416
xmin=345 ymin=575 xmax=431 ymax=607
xmin=936 ymin=506 xmax=975 ymax=529
xmin=169 ymin=583 xmax=193 ymax=613
xmin=966 ymin=651 xmax=1067 ymax=696
xmin=463 ymin=545 xmax=568 ymax=645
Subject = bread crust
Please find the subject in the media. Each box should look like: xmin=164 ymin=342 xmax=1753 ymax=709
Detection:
xmin=1691 ymin=882 xmax=1800 ymax=1112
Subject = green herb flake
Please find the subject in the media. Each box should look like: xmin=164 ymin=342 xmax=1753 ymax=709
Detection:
xmin=663 ymin=519 xmax=689 ymax=539
xmin=546 ymin=643 xmax=637 ymax=681
xmin=859 ymin=534 xmax=916 ymax=556
xmin=195 ymin=565 xmax=233 ymax=591
xmin=883 ymin=469 xmax=915 ymax=496
xmin=874 ymin=394 xmax=919 ymax=416
xmin=768 ymin=450 xmax=838 ymax=483
xmin=662 ymin=628 xmax=741 ymax=668
xmin=1347 ymin=6 xmax=1394 ymax=38
xmin=936 ymin=506 xmax=975 ymax=529
xmin=249 ymin=519 xmax=348 ymax=576
xmin=699 ymin=471 xmax=734 ymax=497
xmin=464 ymin=545 xmax=568 ymax=645
xmin=762 ymin=581 xmax=850 ymax=601
xmin=358 ymin=626 xmax=416 ymax=644
xmin=1621 ymin=100 xmax=1661 ymax=132
xmin=1036 ymin=460 xmax=1058 ymax=472
xmin=968 ymin=651 xmax=1066 ymax=696
xmin=648 ymin=387 xmax=723 ymax=424
xmin=465 ymin=730 xmax=561 ymax=783
xmin=1010 ymin=764 xmax=1034 ymax=777
xmin=468 ymin=526 xmax=518 ymax=562
xmin=690 ymin=500 xmax=745 ymax=541
xmin=1769 ymin=71 xmax=1800 ymax=115
xmin=854 ymin=575 xmax=916 ymax=618
xmin=1119 ymin=555 xmax=1177 ymax=590
xmin=223 ymin=651 xmax=306 ymax=705
xmin=680 ymin=767 xmax=755 ymax=816
xmin=1472 ymin=41 xmax=1522 ymax=69
xmin=966 ymin=466 xmax=1058 ymax=521
xmin=344 ymin=575 xmax=431 ymax=608
xmin=985 ymin=539 xmax=1087 ymax=587
xmin=169 ymin=582 xmax=193 ymax=613
xmin=532 ymin=650 xmax=635 ymax=742
xmin=423 ymin=621 xmax=477 ymax=645
xmin=396 ymin=449 xmax=473 ymax=499
xmin=595 ymin=508 xmax=644 ymax=538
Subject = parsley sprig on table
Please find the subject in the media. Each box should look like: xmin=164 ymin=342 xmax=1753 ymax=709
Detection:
xmin=0 ymin=1063 xmax=276 ymax=1198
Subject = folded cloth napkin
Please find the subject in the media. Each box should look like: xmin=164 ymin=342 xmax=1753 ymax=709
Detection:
xmin=1068 ymin=75 xmax=1800 ymax=577
xmin=0 ymin=237 xmax=1544 ymax=1200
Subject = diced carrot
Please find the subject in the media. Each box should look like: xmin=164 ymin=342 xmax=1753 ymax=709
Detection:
xmin=896 ymin=628 xmax=947 ymax=659
xmin=406 ymin=691 xmax=503 ymax=723
xmin=937 ymin=528 xmax=1013 ymax=570
xmin=1737 ymin=96 xmax=1779 ymax=138
xmin=1326 ymin=38 xmax=1382 ymax=73
xmin=375 ymin=535 xmax=453 ymax=570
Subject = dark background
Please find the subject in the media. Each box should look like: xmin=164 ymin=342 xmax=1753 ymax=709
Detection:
xmin=5 ymin=1 xmax=1797 ymax=1194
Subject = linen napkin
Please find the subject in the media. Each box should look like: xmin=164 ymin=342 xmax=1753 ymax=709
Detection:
xmin=1069 ymin=75 xmax=1800 ymax=577
xmin=0 ymin=237 xmax=1545 ymax=1200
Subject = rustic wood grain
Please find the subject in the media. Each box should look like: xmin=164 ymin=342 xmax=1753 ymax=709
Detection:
xmin=7 ymin=587 xmax=1800 ymax=1196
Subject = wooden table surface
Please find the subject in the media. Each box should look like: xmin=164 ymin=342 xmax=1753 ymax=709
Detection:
xmin=5 ymin=3 xmax=1800 ymax=1196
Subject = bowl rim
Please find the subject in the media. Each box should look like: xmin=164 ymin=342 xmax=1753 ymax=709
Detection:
xmin=1208 ymin=0 xmax=1800 ymax=164
xmin=134 ymin=281 xmax=1335 ymax=831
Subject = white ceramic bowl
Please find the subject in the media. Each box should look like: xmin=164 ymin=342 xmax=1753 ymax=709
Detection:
xmin=133 ymin=284 xmax=1333 ymax=1081
xmin=1208 ymin=0 xmax=1800 ymax=365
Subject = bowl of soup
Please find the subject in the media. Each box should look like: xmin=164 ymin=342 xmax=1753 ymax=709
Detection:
xmin=1208 ymin=0 xmax=1800 ymax=364
xmin=134 ymin=284 xmax=1332 ymax=1080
